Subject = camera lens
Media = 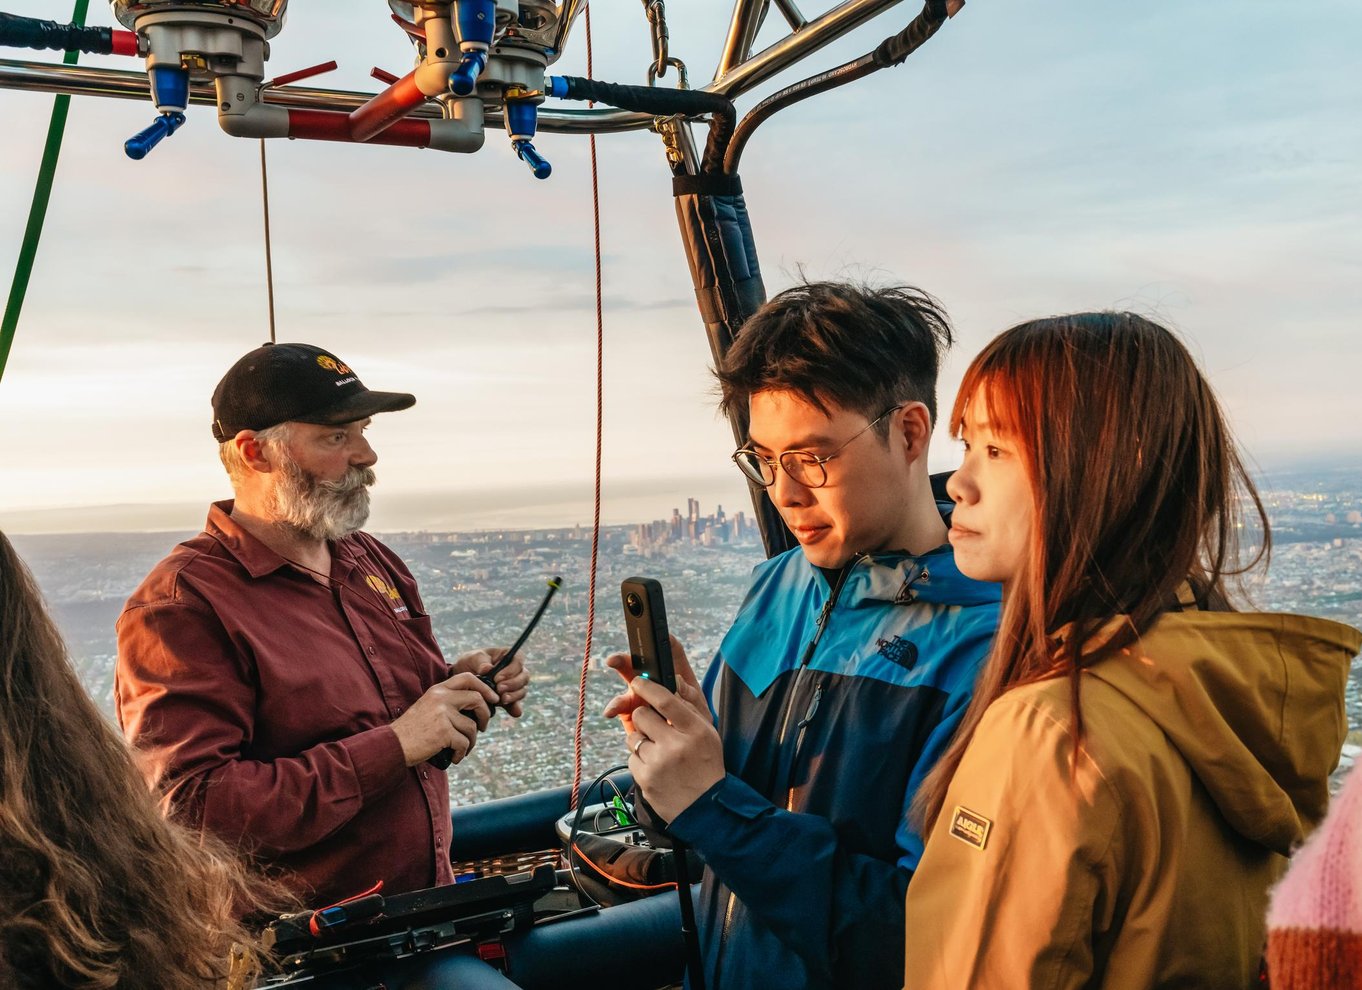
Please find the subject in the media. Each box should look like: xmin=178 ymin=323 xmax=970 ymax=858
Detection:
xmin=625 ymin=592 xmax=644 ymax=617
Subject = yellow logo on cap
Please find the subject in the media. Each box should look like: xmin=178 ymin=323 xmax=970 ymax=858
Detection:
xmin=316 ymin=355 xmax=352 ymax=375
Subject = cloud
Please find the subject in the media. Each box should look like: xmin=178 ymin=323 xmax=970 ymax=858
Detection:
xmin=458 ymin=294 xmax=691 ymax=316
xmin=1 ymin=0 xmax=1360 ymax=524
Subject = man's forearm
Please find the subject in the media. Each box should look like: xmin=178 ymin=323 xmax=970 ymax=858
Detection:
xmin=165 ymin=724 xmax=407 ymax=857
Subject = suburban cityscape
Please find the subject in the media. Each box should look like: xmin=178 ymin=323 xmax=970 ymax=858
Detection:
xmin=11 ymin=467 xmax=1362 ymax=805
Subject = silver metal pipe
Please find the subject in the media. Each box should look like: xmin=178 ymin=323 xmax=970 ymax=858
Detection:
xmin=710 ymin=0 xmax=905 ymax=97
xmin=0 ymin=58 xmax=665 ymax=133
xmin=716 ymin=0 xmax=768 ymax=80
xmin=0 ymin=58 xmax=439 ymax=115
xmin=1 ymin=0 xmax=905 ymax=132
xmin=773 ymin=0 xmax=809 ymax=30
xmin=551 ymin=0 xmax=588 ymax=61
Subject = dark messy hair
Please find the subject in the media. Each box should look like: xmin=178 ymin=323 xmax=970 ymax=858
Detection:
xmin=0 ymin=531 xmax=285 ymax=989
xmin=716 ymin=280 xmax=954 ymax=430
xmin=915 ymin=312 xmax=1270 ymax=832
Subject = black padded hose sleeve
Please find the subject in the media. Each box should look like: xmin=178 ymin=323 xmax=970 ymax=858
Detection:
xmin=723 ymin=0 xmax=957 ymax=173
xmin=553 ymin=75 xmax=736 ymax=175
xmin=0 ymin=13 xmax=115 ymax=54
xmin=723 ymin=54 xmax=877 ymax=174
xmin=872 ymin=0 xmax=950 ymax=68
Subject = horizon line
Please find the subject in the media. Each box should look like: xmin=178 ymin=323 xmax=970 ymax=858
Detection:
xmin=4 ymin=461 xmax=1359 ymax=537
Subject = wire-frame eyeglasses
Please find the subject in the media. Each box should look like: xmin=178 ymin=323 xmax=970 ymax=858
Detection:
xmin=731 ymin=404 xmax=904 ymax=490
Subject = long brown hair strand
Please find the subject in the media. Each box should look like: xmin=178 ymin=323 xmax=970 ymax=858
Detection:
xmin=0 ymin=532 xmax=282 ymax=988
xmin=915 ymin=313 xmax=1269 ymax=831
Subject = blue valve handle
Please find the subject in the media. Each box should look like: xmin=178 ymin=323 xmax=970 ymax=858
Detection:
xmin=449 ymin=0 xmax=494 ymax=95
xmin=149 ymin=64 xmax=189 ymax=114
xmin=455 ymin=0 xmax=494 ymax=45
xmin=513 ymin=140 xmax=551 ymax=180
xmin=455 ymin=0 xmax=495 ymax=47
xmin=125 ymin=111 xmax=186 ymax=160
xmin=504 ymin=99 xmax=549 ymax=178
xmin=504 ymin=99 xmax=537 ymax=140
xmin=448 ymin=50 xmax=487 ymax=96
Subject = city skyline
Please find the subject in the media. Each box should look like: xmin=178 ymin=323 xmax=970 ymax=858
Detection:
xmin=6 ymin=460 xmax=1362 ymax=536
xmin=13 ymin=467 xmax=1361 ymax=800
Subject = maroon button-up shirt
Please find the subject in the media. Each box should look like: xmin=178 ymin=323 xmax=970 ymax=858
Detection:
xmin=116 ymin=501 xmax=455 ymax=907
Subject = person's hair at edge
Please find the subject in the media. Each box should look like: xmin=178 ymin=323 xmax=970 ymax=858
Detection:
xmin=716 ymin=280 xmax=954 ymax=430
xmin=0 ymin=531 xmax=286 ymax=989
xmin=914 ymin=311 xmax=1271 ymax=831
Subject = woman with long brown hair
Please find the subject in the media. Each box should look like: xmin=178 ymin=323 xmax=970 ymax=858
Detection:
xmin=903 ymin=313 xmax=1361 ymax=988
xmin=0 ymin=530 xmax=277 ymax=988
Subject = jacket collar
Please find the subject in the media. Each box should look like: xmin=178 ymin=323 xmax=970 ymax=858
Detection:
xmin=803 ymin=501 xmax=1001 ymax=609
xmin=840 ymin=546 xmax=1002 ymax=609
xmin=800 ymin=548 xmax=1000 ymax=610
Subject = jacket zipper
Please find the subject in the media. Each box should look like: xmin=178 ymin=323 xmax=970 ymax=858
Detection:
xmin=773 ymin=559 xmax=856 ymax=763
xmin=780 ymin=558 xmax=857 ymax=804
xmin=788 ymin=684 xmax=823 ymax=809
xmin=717 ymin=557 xmax=861 ymax=978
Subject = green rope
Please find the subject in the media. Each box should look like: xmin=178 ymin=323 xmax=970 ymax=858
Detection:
xmin=0 ymin=0 xmax=92 ymax=386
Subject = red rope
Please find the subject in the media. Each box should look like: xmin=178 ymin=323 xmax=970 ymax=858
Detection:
xmin=570 ymin=3 xmax=604 ymax=813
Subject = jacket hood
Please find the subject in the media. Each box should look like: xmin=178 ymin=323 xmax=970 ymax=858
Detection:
xmin=1088 ymin=610 xmax=1361 ymax=854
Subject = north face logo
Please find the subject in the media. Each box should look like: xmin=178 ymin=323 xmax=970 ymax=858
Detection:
xmin=876 ymin=636 xmax=918 ymax=670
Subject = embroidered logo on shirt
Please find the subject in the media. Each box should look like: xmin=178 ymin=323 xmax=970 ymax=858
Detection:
xmin=949 ymin=806 xmax=992 ymax=851
xmin=365 ymin=574 xmax=409 ymax=615
xmin=876 ymin=635 xmax=918 ymax=670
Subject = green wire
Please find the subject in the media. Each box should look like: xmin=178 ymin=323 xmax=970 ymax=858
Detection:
xmin=0 ymin=0 xmax=92 ymax=386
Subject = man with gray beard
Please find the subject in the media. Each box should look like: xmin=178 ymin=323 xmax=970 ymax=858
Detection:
xmin=115 ymin=343 xmax=529 ymax=907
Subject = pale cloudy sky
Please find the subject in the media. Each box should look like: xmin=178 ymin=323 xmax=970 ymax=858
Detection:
xmin=1 ymin=1 xmax=1359 ymax=533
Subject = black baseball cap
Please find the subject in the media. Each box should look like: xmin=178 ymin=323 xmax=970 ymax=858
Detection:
xmin=211 ymin=342 xmax=416 ymax=442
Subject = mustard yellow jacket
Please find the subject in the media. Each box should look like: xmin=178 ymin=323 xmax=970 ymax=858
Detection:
xmin=904 ymin=610 xmax=1361 ymax=990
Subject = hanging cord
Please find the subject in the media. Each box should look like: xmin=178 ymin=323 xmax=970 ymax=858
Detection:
xmin=722 ymin=0 xmax=960 ymax=175
xmin=0 ymin=0 xmax=90 ymax=387
xmin=259 ymin=141 xmax=277 ymax=342
xmin=569 ymin=2 xmax=605 ymax=813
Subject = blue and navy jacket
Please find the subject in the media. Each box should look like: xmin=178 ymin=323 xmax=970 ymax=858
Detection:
xmin=667 ymin=535 xmax=1000 ymax=990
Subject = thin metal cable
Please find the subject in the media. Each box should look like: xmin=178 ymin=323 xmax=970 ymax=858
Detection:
xmin=570 ymin=2 xmax=604 ymax=812
xmin=259 ymin=140 xmax=277 ymax=342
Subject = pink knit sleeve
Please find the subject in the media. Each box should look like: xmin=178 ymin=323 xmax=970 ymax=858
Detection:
xmin=1266 ymin=767 xmax=1362 ymax=990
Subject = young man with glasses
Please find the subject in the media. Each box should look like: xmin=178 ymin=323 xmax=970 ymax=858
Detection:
xmin=606 ymin=282 xmax=1001 ymax=990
